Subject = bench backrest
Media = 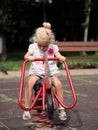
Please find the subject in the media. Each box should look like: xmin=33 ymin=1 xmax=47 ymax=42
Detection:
xmin=55 ymin=41 xmax=98 ymax=52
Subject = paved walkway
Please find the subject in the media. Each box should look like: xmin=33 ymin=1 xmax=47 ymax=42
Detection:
xmin=0 ymin=69 xmax=98 ymax=79
xmin=0 ymin=69 xmax=98 ymax=130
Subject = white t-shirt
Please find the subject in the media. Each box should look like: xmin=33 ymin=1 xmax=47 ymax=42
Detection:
xmin=28 ymin=43 xmax=59 ymax=76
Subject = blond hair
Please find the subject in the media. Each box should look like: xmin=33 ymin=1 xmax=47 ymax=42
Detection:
xmin=29 ymin=22 xmax=55 ymax=43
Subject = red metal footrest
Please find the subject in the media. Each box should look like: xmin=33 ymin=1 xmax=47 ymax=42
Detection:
xmin=33 ymin=106 xmax=42 ymax=109
xmin=32 ymin=118 xmax=49 ymax=123
xmin=33 ymin=111 xmax=46 ymax=116
xmin=32 ymin=118 xmax=54 ymax=128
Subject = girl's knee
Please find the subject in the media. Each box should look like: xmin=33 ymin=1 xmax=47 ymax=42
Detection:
xmin=55 ymin=82 xmax=62 ymax=90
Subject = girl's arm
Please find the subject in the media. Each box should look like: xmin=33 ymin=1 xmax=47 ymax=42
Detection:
xmin=24 ymin=51 xmax=35 ymax=61
xmin=55 ymin=51 xmax=66 ymax=62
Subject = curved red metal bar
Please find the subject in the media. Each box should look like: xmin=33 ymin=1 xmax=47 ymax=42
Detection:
xmin=54 ymin=61 xmax=77 ymax=109
xmin=18 ymin=58 xmax=77 ymax=111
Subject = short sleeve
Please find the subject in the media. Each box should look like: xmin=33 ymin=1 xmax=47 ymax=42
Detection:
xmin=53 ymin=45 xmax=59 ymax=53
xmin=28 ymin=44 xmax=34 ymax=54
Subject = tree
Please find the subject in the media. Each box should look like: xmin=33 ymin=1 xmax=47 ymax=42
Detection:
xmin=0 ymin=0 xmax=16 ymax=33
xmin=0 ymin=0 xmax=98 ymax=59
xmin=82 ymin=0 xmax=91 ymax=42
xmin=35 ymin=0 xmax=53 ymax=21
xmin=0 ymin=0 xmax=53 ymax=60
xmin=0 ymin=0 xmax=17 ymax=60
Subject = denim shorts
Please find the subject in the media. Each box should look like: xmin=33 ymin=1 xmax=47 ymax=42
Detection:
xmin=30 ymin=73 xmax=57 ymax=79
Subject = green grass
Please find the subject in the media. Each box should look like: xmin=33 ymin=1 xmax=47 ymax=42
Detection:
xmin=0 ymin=53 xmax=30 ymax=71
xmin=0 ymin=52 xmax=98 ymax=71
xmin=67 ymin=58 xmax=98 ymax=69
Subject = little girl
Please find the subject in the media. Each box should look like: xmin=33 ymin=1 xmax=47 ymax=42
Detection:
xmin=23 ymin=22 xmax=67 ymax=121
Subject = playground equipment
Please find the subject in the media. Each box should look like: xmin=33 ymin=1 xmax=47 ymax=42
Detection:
xmin=18 ymin=57 xmax=77 ymax=124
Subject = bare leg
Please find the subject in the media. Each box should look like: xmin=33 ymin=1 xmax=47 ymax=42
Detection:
xmin=23 ymin=75 xmax=40 ymax=120
xmin=51 ymin=76 xmax=67 ymax=120
xmin=51 ymin=76 xmax=64 ymax=107
xmin=24 ymin=75 xmax=40 ymax=107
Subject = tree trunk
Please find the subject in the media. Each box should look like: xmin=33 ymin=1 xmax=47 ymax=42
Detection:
xmin=83 ymin=0 xmax=91 ymax=42
xmin=0 ymin=34 xmax=7 ymax=61
xmin=83 ymin=14 xmax=90 ymax=42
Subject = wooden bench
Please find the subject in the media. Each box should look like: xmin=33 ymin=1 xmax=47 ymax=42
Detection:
xmin=56 ymin=41 xmax=98 ymax=52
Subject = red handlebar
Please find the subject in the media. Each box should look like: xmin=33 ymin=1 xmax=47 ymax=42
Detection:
xmin=18 ymin=58 xmax=77 ymax=110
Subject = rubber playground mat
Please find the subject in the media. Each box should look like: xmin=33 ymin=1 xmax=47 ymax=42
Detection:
xmin=0 ymin=74 xmax=98 ymax=130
